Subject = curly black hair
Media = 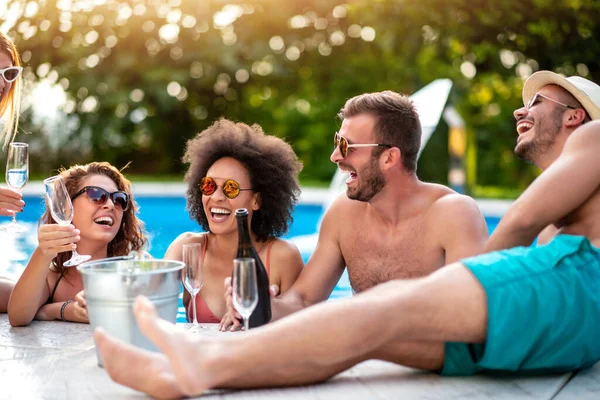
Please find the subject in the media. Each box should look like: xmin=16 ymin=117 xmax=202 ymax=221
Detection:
xmin=183 ymin=119 xmax=303 ymax=242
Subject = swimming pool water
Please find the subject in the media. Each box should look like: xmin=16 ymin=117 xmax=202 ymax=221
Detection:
xmin=1 ymin=195 xmax=501 ymax=323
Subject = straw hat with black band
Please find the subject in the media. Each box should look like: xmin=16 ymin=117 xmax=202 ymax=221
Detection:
xmin=522 ymin=71 xmax=600 ymax=121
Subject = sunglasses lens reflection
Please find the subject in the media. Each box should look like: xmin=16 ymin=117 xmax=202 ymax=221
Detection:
xmin=87 ymin=187 xmax=107 ymax=205
xmin=334 ymin=133 xmax=348 ymax=158
xmin=200 ymin=177 xmax=217 ymax=196
xmin=223 ymin=180 xmax=240 ymax=199
xmin=4 ymin=68 xmax=19 ymax=81
xmin=113 ymin=193 xmax=129 ymax=210
xmin=86 ymin=187 xmax=128 ymax=210
xmin=86 ymin=187 xmax=129 ymax=211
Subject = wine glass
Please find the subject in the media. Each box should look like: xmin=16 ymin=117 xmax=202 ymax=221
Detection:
xmin=3 ymin=142 xmax=28 ymax=233
xmin=232 ymin=258 xmax=258 ymax=332
xmin=182 ymin=242 xmax=205 ymax=330
xmin=43 ymin=175 xmax=91 ymax=267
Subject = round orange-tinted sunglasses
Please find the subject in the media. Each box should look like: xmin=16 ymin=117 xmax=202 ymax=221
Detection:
xmin=200 ymin=177 xmax=253 ymax=199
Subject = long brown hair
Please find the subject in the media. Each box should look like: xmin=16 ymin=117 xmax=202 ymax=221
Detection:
xmin=41 ymin=162 xmax=147 ymax=274
xmin=0 ymin=32 xmax=22 ymax=149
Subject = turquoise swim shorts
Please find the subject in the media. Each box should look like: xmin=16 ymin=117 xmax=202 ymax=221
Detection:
xmin=442 ymin=234 xmax=600 ymax=376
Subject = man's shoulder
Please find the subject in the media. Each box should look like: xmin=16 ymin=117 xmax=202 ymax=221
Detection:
xmin=424 ymin=188 xmax=482 ymax=224
xmin=420 ymin=183 xmax=478 ymax=212
xmin=567 ymin=120 xmax=600 ymax=148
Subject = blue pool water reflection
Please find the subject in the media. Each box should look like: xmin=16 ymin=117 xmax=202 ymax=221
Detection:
xmin=1 ymin=195 xmax=501 ymax=322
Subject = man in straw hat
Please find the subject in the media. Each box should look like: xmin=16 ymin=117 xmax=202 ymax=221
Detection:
xmin=94 ymin=71 xmax=600 ymax=398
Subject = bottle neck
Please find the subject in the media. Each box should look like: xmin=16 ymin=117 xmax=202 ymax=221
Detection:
xmin=236 ymin=214 xmax=252 ymax=248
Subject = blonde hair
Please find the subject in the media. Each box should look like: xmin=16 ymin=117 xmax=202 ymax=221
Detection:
xmin=0 ymin=32 xmax=22 ymax=149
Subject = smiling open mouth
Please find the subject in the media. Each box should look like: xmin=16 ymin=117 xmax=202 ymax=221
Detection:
xmin=94 ymin=216 xmax=114 ymax=227
xmin=210 ymin=207 xmax=231 ymax=221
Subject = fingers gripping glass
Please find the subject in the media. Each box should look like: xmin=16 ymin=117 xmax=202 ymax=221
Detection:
xmin=2 ymin=142 xmax=28 ymax=233
xmin=200 ymin=177 xmax=253 ymax=199
xmin=333 ymin=132 xmax=391 ymax=158
xmin=526 ymin=93 xmax=577 ymax=111
xmin=44 ymin=175 xmax=91 ymax=267
xmin=0 ymin=66 xmax=23 ymax=83
xmin=71 ymin=186 xmax=130 ymax=211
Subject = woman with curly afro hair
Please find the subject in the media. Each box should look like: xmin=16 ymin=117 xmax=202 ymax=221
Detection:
xmin=8 ymin=162 xmax=147 ymax=326
xmin=164 ymin=118 xmax=304 ymax=327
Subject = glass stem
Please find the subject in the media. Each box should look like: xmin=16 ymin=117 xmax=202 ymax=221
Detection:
xmin=192 ymin=293 xmax=198 ymax=326
xmin=244 ymin=317 xmax=249 ymax=331
xmin=11 ymin=213 xmax=16 ymax=224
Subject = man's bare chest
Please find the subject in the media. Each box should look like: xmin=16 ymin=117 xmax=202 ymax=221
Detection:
xmin=340 ymin=226 xmax=444 ymax=293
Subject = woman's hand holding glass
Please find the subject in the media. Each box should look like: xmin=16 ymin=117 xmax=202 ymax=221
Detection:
xmin=220 ymin=276 xmax=279 ymax=332
xmin=219 ymin=276 xmax=243 ymax=332
xmin=2 ymin=142 xmax=28 ymax=232
xmin=36 ymin=223 xmax=80 ymax=261
xmin=0 ymin=186 xmax=24 ymax=217
xmin=44 ymin=175 xmax=91 ymax=266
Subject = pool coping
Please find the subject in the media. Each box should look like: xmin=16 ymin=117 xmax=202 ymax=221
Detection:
xmin=21 ymin=182 xmax=512 ymax=216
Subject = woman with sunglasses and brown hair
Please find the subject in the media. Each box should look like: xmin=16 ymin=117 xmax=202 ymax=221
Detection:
xmin=8 ymin=162 xmax=148 ymax=326
xmin=0 ymin=31 xmax=25 ymax=313
xmin=164 ymin=118 xmax=304 ymax=327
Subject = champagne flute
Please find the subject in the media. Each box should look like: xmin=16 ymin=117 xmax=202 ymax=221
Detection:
xmin=182 ymin=242 xmax=205 ymax=330
xmin=43 ymin=175 xmax=91 ymax=267
xmin=3 ymin=142 xmax=28 ymax=233
xmin=232 ymin=258 xmax=258 ymax=332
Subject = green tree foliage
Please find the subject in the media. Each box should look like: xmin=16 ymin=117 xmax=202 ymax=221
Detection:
xmin=1 ymin=0 xmax=598 ymax=192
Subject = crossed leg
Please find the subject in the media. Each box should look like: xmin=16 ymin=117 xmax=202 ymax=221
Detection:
xmin=95 ymin=263 xmax=488 ymax=398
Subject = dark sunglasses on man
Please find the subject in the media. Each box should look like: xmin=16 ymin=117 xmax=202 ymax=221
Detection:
xmin=71 ymin=186 xmax=130 ymax=211
xmin=333 ymin=132 xmax=391 ymax=159
xmin=0 ymin=66 xmax=23 ymax=83
xmin=199 ymin=177 xmax=253 ymax=199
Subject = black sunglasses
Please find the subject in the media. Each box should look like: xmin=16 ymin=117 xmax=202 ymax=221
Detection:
xmin=71 ymin=186 xmax=130 ymax=211
xmin=200 ymin=177 xmax=253 ymax=199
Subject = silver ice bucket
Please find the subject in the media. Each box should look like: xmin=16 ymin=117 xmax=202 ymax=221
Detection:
xmin=77 ymin=256 xmax=185 ymax=366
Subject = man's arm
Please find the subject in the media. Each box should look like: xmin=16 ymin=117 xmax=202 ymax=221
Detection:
xmin=486 ymin=120 xmax=600 ymax=252
xmin=270 ymin=196 xmax=348 ymax=320
xmin=433 ymin=194 xmax=488 ymax=264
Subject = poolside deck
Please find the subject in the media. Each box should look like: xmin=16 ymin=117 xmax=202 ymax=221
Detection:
xmin=1 ymin=314 xmax=597 ymax=399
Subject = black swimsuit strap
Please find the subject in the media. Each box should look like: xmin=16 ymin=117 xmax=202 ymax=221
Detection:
xmin=48 ymin=268 xmax=66 ymax=304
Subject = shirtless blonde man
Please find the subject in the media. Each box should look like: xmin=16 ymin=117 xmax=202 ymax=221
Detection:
xmin=218 ymin=90 xmax=488 ymax=329
xmin=93 ymin=71 xmax=600 ymax=398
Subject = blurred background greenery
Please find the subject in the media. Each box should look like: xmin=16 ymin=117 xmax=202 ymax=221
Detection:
xmin=1 ymin=0 xmax=598 ymax=197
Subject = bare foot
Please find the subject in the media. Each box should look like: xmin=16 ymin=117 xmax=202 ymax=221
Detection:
xmin=94 ymin=327 xmax=184 ymax=399
xmin=132 ymin=295 xmax=222 ymax=396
